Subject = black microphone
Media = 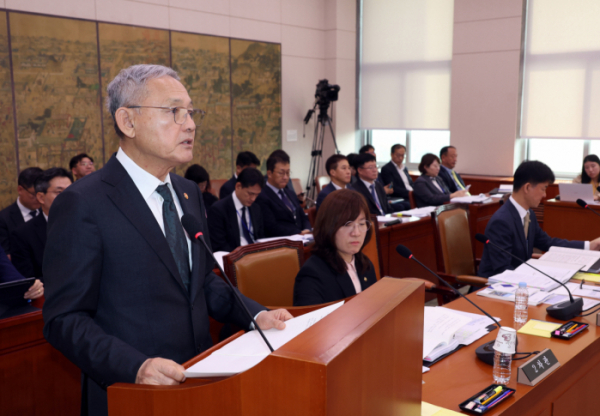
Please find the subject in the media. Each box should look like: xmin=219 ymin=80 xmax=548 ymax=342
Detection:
xmin=181 ymin=214 xmax=274 ymax=353
xmin=475 ymin=233 xmax=583 ymax=320
xmin=395 ymin=244 xmax=504 ymax=365
xmin=576 ymin=198 xmax=600 ymax=219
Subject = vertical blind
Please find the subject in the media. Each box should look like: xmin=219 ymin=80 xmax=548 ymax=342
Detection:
xmin=360 ymin=0 xmax=454 ymax=130
xmin=521 ymin=0 xmax=600 ymax=139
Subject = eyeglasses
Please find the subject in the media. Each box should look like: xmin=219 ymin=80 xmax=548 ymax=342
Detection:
xmin=274 ymin=170 xmax=291 ymax=177
xmin=127 ymin=106 xmax=206 ymax=126
xmin=359 ymin=165 xmax=378 ymax=171
xmin=78 ymin=161 xmax=94 ymax=167
xmin=342 ymin=220 xmax=372 ymax=233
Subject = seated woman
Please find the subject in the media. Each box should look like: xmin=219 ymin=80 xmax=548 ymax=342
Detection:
xmin=412 ymin=153 xmax=467 ymax=207
xmin=293 ymin=189 xmax=434 ymax=306
xmin=184 ymin=164 xmax=219 ymax=209
xmin=573 ymin=154 xmax=600 ymax=200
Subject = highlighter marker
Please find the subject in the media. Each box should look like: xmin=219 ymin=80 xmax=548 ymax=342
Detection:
xmin=476 ymin=386 xmax=502 ymax=404
xmin=481 ymin=386 xmax=504 ymax=405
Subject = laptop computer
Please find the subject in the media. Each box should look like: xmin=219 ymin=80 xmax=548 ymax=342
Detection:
xmin=558 ymin=183 xmax=599 ymax=205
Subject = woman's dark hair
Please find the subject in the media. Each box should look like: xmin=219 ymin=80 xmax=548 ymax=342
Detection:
xmin=312 ymin=189 xmax=373 ymax=274
xmin=418 ymin=153 xmax=441 ymax=174
xmin=581 ymin=154 xmax=600 ymax=183
xmin=184 ymin=164 xmax=212 ymax=192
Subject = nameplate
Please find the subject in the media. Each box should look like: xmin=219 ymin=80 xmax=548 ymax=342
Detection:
xmin=517 ymin=348 xmax=560 ymax=386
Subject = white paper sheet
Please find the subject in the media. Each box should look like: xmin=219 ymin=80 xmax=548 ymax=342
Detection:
xmin=213 ymin=251 xmax=229 ymax=270
xmin=422 ymin=307 xmax=472 ymax=359
xmin=397 ymin=206 xmax=437 ymax=218
xmin=550 ymin=282 xmax=600 ymax=300
xmin=450 ymin=194 xmax=491 ymax=204
xmin=540 ymin=246 xmax=600 ymax=272
xmin=544 ymin=294 xmax=600 ymax=311
xmin=185 ymin=301 xmax=344 ymax=378
xmin=256 ymin=234 xmax=314 ymax=245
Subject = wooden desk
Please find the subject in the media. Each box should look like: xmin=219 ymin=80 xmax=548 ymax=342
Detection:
xmin=543 ymin=199 xmax=600 ymax=241
xmin=423 ymin=294 xmax=600 ymax=415
xmin=0 ymin=305 xmax=81 ymax=416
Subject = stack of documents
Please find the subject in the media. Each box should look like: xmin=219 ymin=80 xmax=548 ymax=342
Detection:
xmin=539 ymin=246 xmax=600 ymax=272
xmin=185 ymin=301 xmax=344 ymax=378
xmin=450 ymin=194 xmax=491 ymax=204
xmin=377 ymin=215 xmax=410 ymax=224
xmin=477 ymin=283 xmax=553 ymax=305
xmin=397 ymin=206 xmax=437 ymax=218
xmin=423 ymin=307 xmax=500 ymax=363
xmin=488 ymin=259 xmax=582 ymax=291
xmin=256 ymin=233 xmax=314 ymax=245
xmin=550 ymin=281 xmax=600 ymax=300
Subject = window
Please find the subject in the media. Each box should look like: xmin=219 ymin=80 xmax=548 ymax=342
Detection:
xmin=527 ymin=139 xmax=584 ymax=177
xmin=368 ymin=129 xmax=450 ymax=169
xmin=371 ymin=130 xmax=406 ymax=165
xmin=408 ymin=130 xmax=450 ymax=164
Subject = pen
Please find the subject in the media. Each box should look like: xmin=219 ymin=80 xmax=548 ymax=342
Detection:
xmin=481 ymin=387 xmax=504 ymax=405
xmin=476 ymin=386 xmax=502 ymax=404
xmin=485 ymin=389 xmax=514 ymax=409
xmin=568 ymin=324 xmax=587 ymax=336
xmin=565 ymin=323 xmax=578 ymax=333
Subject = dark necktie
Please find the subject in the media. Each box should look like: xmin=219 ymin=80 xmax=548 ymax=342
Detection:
xmin=279 ymin=189 xmax=296 ymax=213
xmin=241 ymin=206 xmax=254 ymax=244
xmin=29 ymin=210 xmax=37 ymax=219
xmin=370 ymin=184 xmax=383 ymax=214
xmin=156 ymin=184 xmax=190 ymax=291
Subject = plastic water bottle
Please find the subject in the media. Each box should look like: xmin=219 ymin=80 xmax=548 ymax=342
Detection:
xmin=493 ymin=350 xmax=512 ymax=385
xmin=513 ymin=282 xmax=529 ymax=324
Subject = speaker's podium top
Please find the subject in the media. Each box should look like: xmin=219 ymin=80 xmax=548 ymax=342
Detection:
xmin=108 ymin=277 xmax=425 ymax=416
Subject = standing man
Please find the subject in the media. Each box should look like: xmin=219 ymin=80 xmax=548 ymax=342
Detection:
xmin=352 ymin=153 xmax=392 ymax=215
xmin=380 ymin=144 xmax=413 ymax=211
xmin=478 ymin=160 xmax=600 ymax=278
xmin=219 ymin=151 xmax=261 ymax=199
xmin=11 ymin=168 xmax=73 ymax=279
xmin=438 ymin=146 xmax=467 ymax=193
xmin=316 ymin=154 xmax=352 ymax=211
xmin=208 ymin=168 xmax=265 ymax=252
xmin=69 ymin=153 xmax=96 ymax=181
xmin=42 ymin=65 xmax=291 ymax=416
xmin=256 ymin=152 xmax=311 ymax=237
xmin=0 ymin=167 xmax=43 ymax=257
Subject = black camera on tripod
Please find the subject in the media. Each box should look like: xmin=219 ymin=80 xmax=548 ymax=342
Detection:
xmin=315 ymin=79 xmax=340 ymax=105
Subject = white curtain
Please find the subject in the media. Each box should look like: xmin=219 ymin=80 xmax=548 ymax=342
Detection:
xmin=360 ymin=0 xmax=454 ymax=130
xmin=521 ymin=0 xmax=600 ymax=139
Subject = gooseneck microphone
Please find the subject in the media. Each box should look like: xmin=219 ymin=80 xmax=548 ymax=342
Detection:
xmin=475 ymin=233 xmax=583 ymax=320
xmin=181 ymin=214 xmax=274 ymax=353
xmin=576 ymin=198 xmax=600 ymax=219
xmin=395 ymin=244 xmax=504 ymax=365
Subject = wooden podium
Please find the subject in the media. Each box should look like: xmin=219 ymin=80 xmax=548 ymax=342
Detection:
xmin=108 ymin=278 xmax=424 ymax=416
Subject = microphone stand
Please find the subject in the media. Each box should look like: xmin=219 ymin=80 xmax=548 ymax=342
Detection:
xmin=476 ymin=234 xmax=583 ymax=320
xmin=576 ymin=198 xmax=600 ymax=219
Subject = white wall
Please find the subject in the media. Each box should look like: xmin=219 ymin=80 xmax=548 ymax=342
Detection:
xmin=5 ymin=0 xmax=358 ymax=187
xmin=450 ymin=0 xmax=524 ymax=176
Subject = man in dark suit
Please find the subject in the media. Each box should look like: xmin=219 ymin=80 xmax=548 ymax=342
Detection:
xmin=351 ymin=153 xmax=392 ymax=215
xmin=208 ymin=168 xmax=265 ymax=252
xmin=479 ymin=161 xmax=600 ymax=278
xmin=11 ymin=168 xmax=72 ymax=278
xmin=42 ymin=64 xmax=292 ymax=416
xmin=315 ymin=154 xmax=353 ymax=211
xmin=218 ymin=151 xmax=260 ymax=199
xmin=438 ymin=146 xmax=467 ymax=193
xmin=0 ymin=167 xmax=43 ymax=256
xmin=380 ymin=144 xmax=412 ymax=211
xmin=256 ymin=152 xmax=311 ymax=237
xmin=69 ymin=153 xmax=96 ymax=181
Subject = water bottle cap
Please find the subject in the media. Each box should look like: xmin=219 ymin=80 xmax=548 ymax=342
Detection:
xmin=518 ymin=282 xmax=527 ymax=288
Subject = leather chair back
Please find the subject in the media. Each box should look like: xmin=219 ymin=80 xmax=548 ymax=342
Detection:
xmin=209 ymin=179 xmax=228 ymax=198
xmin=224 ymin=240 xmax=305 ymax=307
xmin=362 ymin=215 xmax=383 ymax=280
xmin=307 ymin=206 xmax=317 ymax=227
xmin=432 ymin=204 xmax=476 ymax=276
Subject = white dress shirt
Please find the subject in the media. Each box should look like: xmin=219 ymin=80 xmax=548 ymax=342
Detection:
xmin=16 ymin=198 xmax=37 ymax=222
xmin=232 ymin=191 xmax=252 ymax=246
xmin=116 ymin=148 xmax=193 ymax=267
xmin=395 ymin=163 xmax=413 ymax=191
xmin=509 ymin=196 xmax=589 ymax=249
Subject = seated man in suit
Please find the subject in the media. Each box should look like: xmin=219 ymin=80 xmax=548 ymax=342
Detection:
xmin=413 ymin=153 xmax=467 ymax=207
xmin=69 ymin=153 xmax=96 ymax=181
xmin=438 ymin=146 xmax=467 ymax=193
xmin=0 ymin=167 xmax=43 ymax=257
xmin=380 ymin=144 xmax=412 ymax=211
xmin=219 ymin=151 xmax=260 ymax=199
xmin=256 ymin=152 xmax=311 ymax=237
xmin=351 ymin=153 xmax=392 ymax=215
xmin=208 ymin=168 xmax=265 ymax=252
xmin=478 ymin=160 xmax=600 ymax=278
xmin=11 ymin=168 xmax=73 ymax=278
xmin=315 ymin=154 xmax=352 ymax=211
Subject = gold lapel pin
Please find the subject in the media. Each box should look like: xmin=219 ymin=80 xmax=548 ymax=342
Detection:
xmin=184 ymin=193 xmax=189 ymax=199
xmin=364 ymin=277 xmax=367 ymax=281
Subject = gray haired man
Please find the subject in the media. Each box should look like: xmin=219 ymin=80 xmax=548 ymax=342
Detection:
xmin=42 ymin=64 xmax=292 ymax=416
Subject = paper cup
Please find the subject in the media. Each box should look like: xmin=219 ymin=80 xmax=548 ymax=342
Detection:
xmin=493 ymin=326 xmax=517 ymax=354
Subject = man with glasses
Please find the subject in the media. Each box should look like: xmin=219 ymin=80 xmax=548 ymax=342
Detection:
xmin=11 ymin=168 xmax=73 ymax=279
xmin=42 ymin=64 xmax=292 ymax=416
xmin=69 ymin=153 xmax=96 ymax=181
xmin=352 ymin=153 xmax=393 ymax=215
xmin=0 ymin=167 xmax=43 ymax=257
xmin=256 ymin=152 xmax=312 ymax=237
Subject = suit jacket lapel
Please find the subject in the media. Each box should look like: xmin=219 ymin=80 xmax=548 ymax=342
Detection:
xmin=356 ymin=180 xmax=377 ymax=209
xmin=336 ymin=271 xmax=358 ymax=298
xmin=226 ymin=196 xmax=241 ymax=246
xmin=403 ymin=167 xmax=414 ymax=186
xmin=10 ymin=202 xmax=24 ymax=227
xmin=507 ymin=201 xmax=528 ymax=259
xmin=103 ymin=158 xmax=187 ymax=295
xmin=265 ymin=185 xmax=291 ymax=215
xmin=34 ymin=215 xmax=47 ymax=246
